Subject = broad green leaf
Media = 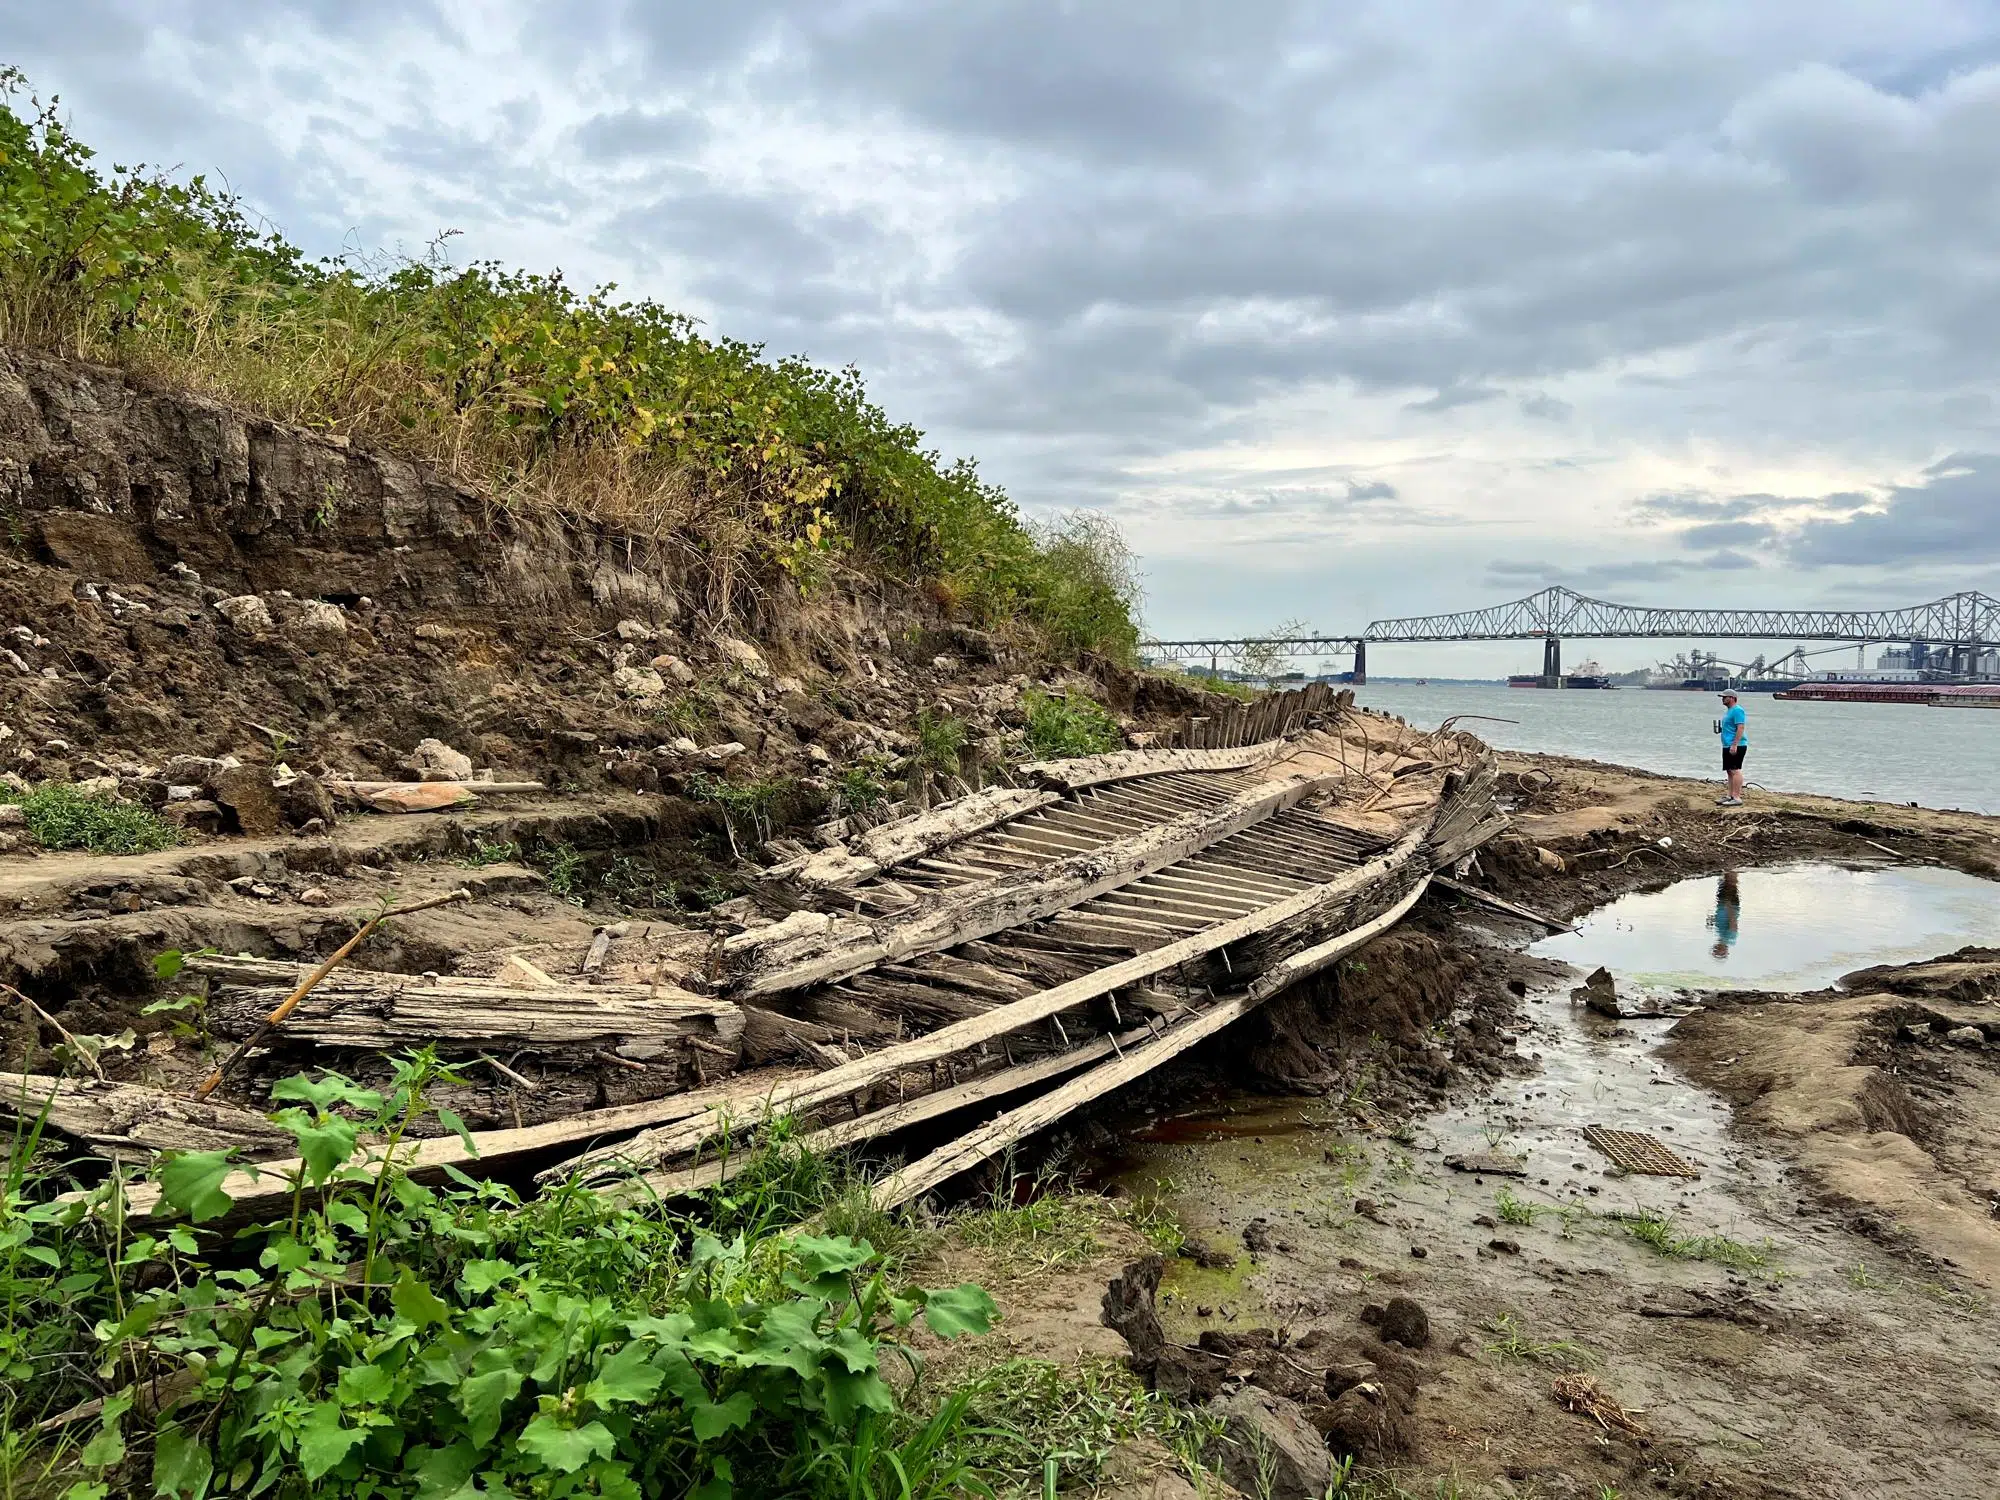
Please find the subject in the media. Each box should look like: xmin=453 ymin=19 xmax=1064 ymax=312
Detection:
xmin=282 ymin=1114 xmax=358 ymax=1184
xmin=337 ymin=1361 xmax=394 ymax=1405
xmin=824 ymin=1326 xmax=879 ymax=1376
xmin=454 ymin=1367 xmax=523 ymax=1448
xmin=152 ymin=1426 xmax=213 ymax=1500
xmin=918 ymin=1284 xmax=996 ymax=1340
xmin=154 ymin=1151 xmax=236 ymax=1223
xmin=79 ymin=1422 xmax=125 ymax=1469
xmin=325 ymin=1199 xmax=370 ymax=1235
xmin=587 ymin=1459 xmax=643 ymax=1500
xmin=516 ymin=1416 xmax=615 ymax=1474
xmin=689 ymin=1391 xmax=755 ymax=1441
xmin=790 ymin=1234 xmax=874 ymax=1277
xmin=458 ymin=1259 xmax=517 ymax=1295
xmin=271 ymin=1073 xmax=382 ymax=1114
xmin=819 ymin=1366 xmax=894 ymax=1427
xmin=298 ymin=1400 xmax=365 ymax=1481
xmin=391 ymin=1267 xmax=452 ymax=1328
xmin=583 ymin=1343 xmax=664 ymax=1407
xmin=151 ymin=950 xmax=185 ymax=980
xmin=744 ymin=1302 xmax=820 ymax=1380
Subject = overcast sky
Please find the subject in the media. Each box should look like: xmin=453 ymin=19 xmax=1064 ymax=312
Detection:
xmin=9 ymin=1 xmax=2000 ymax=674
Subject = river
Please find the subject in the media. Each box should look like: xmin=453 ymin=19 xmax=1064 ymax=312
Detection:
xmin=1350 ymin=680 xmax=2000 ymax=814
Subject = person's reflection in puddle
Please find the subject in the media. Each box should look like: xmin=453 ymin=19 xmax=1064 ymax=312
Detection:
xmin=1707 ymin=869 xmax=1742 ymax=960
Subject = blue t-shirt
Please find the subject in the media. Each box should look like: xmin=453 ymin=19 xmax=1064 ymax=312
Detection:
xmin=1720 ymin=704 xmax=1746 ymax=748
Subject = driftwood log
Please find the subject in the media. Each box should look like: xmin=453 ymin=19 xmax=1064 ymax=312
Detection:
xmin=0 ymin=1073 xmax=294 ymax=1157
xmin=191 ymin=956 xmax=744 ymax=1060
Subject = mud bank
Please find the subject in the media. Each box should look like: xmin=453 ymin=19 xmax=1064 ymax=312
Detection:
xmin=1032 ymin=758 xmax=2000 ymax=1498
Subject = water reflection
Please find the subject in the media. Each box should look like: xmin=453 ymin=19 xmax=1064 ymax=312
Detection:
xmin=1707 ymin=870 xmax=1741 ymax=962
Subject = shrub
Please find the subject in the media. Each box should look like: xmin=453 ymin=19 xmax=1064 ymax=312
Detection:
xmin=4 ymin=1052 xmax=999 ymax=1500
xmin=7 ymin=783 xmax=180 ymax=854
xmin=0 ymin=71 xmax=1139 ymax=658
xmin=1021 ymin=689 xmax=1121 ymax=760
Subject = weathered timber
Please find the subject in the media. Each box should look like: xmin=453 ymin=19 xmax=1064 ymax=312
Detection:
xmin=868 ymin=874 xmax=1434 ymax=1208
xmin=191 ymin=956 xmax=743 ymax=1058
xmin=104 ymin=1067 xmax=815 ymax=1223
xmin=730 ymin=774 xmax=1329 ymax=998
xmin=548 ymin=820 xmax=1430 ymax=1188
xmin=0 ymin=1073 xmax=293 ymax=1156
xmin=1433 ymin=876 xmax=1574 ymax=933
xmin=764 ymin=786 xmax=1063 ymax=889
xmin=1019 ymin=741 xmax=1289 ymax=792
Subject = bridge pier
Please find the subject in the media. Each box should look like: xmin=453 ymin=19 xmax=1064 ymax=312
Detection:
xmin=1542 ymin=636 xmax=1562 ymax=688
xmin=1351 ymin=641 xmax=1367 ymax=686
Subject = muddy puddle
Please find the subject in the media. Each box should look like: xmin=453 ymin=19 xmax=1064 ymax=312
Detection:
xmin=1085 ymin=861 xmax=2000 ymax=1495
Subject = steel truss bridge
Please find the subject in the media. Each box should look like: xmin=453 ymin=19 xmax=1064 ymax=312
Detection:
xmin=1142 ymin=587 xmax=2000 ymax=682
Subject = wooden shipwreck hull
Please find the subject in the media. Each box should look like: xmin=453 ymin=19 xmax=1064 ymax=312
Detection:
xmin=41 ymin=684 xmax=1508 ymax=1220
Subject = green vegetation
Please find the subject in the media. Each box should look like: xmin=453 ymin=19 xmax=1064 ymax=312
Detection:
xmin=1483 ymin=1312 xmax=1589 ymax=1369
xmin=3 ymin=1052 xmax=1009 ymax=1500
xmin=1617 ymin=1210 xmax=1775 ymax=1271
xmin=956 ymin=1356 xmax=1213 ymax=1495
xmin=460 ymin=837 xmax=521 ymax=868
xmin=948 ymin=1187 xmax=1104 ymax=1277
xmin=910 ymin=710 xmax=968 ymax=782
xmin=0 ymin=782 xmax=180 ymax=854
xmin=832 ymin=759 xmax=892 ymax=817
xmin=1020 ymin=689 xmax=1120 ymax=760
xmin=0 ymin=70 xmax=1138 ymax=659
xmin=534 ymin=840 xmax=591 ymax=901
xmin=686 ymin=773 xmax=794 ymax=856
xmin=1493 ymin=1187 xmax=1540 ymax=1227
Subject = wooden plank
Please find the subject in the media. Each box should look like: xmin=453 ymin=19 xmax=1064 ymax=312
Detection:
xmin=1431 ymin=877 xmax=1570 ymax=932
xmin=765 ymin=786 xmax=1063 ymax=889
xmin=103 ymin=1068 xmax=816 ymax=1223
xmin=1020 ymin=741 xmax=1289 ymax=792
xmin=729 ymin=773 xmax=1328 ymax=998
xmin=0 ymin=1072 xmax=293 ymax=1157
xmin=550 ymin=821 xmax=1429 ymax=1188
xmin=869 ymin=874 xmax=1434 ymax=1208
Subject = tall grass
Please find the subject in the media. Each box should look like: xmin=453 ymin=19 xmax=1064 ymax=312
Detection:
xmin=0 ymin=70 xmax=1139 ymax=658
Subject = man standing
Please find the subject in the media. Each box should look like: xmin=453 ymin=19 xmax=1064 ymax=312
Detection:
xmin=1716 ymin=691 xmax=1747 ymax=806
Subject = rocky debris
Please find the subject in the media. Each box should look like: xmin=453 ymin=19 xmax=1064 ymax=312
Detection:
xmin=714 ymin=637 xmax=768 ymax=677
xmin=1205 ymin=1387 xmax=1332 ymax=1500
xmin=649 ymin=654 xmax=696 ymax=685
xmin=358 ymin=783 xmax=477 ymax=815
xmin=0 ymin=805 xmax=22 ymax=828
xmin=402 ymin=738 xmax=475 ymax=783
xmin=209 ymin=765 xmax=282 ymax=837
xmin=1444 ymin=1151 xmax=1528 ymax=1176
xmin=1242 ymin=1218 xmax=1277 ymax=1255
xmin=1317 ymin=1337 xmax=1421 ymax=1462
xmin=274 ymin=774 xmax=336 ymax=830
xmin=611 ymin=666 xmax=668 ymax=699
xmin=213 ymin=595 xmax=273 ymax=633
xmin=1946 ymin=1025 xmax=1986 ymax=1048
xmin=283 ymin=600 xmax=348 ymax=651
xmin=1575 ymin=964 xmax=1622 ymax=1017
xmin=614 ymin=619 xmax=656 ymax=643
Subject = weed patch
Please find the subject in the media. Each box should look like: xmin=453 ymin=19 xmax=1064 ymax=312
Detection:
xmin=7 ymin=782 xmax=179 ymax=854
xmin=1021 ymin=689 xmax=1120 ymax=760
xmin=949 ymin=1187 xmax=1105 ymax=1277
xmin=1494 ymin=1186 xmax=1541 ymax=1227
xmin=460 ymin=836 xmax=520 ymax=867
xmin=954 ymin=1356 xmax=1216 ymax=1496
xmin=1618 ymin=1210 xmax=1775 ymax=1271
xmin=1484 ymin=1312 xmax=1590 ymax=1368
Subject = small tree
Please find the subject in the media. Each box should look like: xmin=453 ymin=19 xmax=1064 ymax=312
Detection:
xmin=1239 ymin=618 xmax=1313 ymax=686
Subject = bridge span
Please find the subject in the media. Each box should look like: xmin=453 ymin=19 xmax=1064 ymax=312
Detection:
xmin=1141 ymin=587 xmax=2000 ymax=684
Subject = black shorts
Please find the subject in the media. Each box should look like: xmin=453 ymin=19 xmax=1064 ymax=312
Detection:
xmin=1722 ymin=745 xmax=1747 ymax=772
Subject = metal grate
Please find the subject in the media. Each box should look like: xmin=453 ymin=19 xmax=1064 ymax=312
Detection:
xmin=1582 ymin=1126 xmax=1701 ymax=1179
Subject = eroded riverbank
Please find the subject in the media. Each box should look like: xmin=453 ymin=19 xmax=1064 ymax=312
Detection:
xmin=1038 ymin=756 xmax=2000 ymax=1498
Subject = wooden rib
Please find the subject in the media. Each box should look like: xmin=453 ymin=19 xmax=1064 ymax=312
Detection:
xmin=869 ymin=874 xmax=1434 ymax=1208
xmin=551 ymin=822 xmax=1427 ymax=1187
xmin=731 ymin=774 xmax=1326 ymax=998
xmin=1020 ymin=741 xmax=1290 ymax=792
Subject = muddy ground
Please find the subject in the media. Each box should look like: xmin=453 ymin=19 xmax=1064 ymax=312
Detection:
xmin=999 ymin=752 xmax=2000 ymax=1499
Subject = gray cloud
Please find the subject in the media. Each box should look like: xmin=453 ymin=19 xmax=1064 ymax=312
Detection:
xmin=1787 ymin=454 xmax=2000 ymax=565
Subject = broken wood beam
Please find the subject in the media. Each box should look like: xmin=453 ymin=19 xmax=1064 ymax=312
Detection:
xmin=763 ymin=786 xmax=1063 ymax=890
xmin=868 ymin=874 xmax=1433 ymax=1209
xmin=0 ymin=1073 xmax=294 ymax=1157
xmin=1018 ymin=741 xmax=1290 ymax=793
xmin=1433 ymin=876 xmax=1573 ymax=933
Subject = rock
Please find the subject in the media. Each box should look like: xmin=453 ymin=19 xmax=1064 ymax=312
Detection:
xmin=930 ymin=654 xmax=959 ymax=674
xmin=612 ymin=666 xmax=668 ymax=699
xmin=589 ymin=564 xmax=678 ymax=617
xmin=0 ymin=805 xmax=22 ymax=828
xmin=0 ymin=772 xmax=27 ymax=796
xmin=402 ymin=738 xmax=474 ymax=782
xmin=1409 ymin=1245 xmax=1427 ymax=1259
xmin=164 ymin=799 xmax=226 ymax=835
xmin=360 ymin=783 xmax=477 ymax=815
xmin=806 ymin=744 xmax=832 ymax=765
xmin=1094 ymin=1443 xmax=1202 ymax=1500
xmin=1902 ymin=1023 xmax=1933 ymax=1042
xmin=276 ymin=775 xmax=336 ymax=829
xmin=213 ymin=595 xmax=273 ymax=633
xmin=1378 ymin=1297 xmax=1431 ymax=1350
xmin=607 ymin=759 xmax=660 ymax=793
xmin=703 ymin=742 xmax=748 ymax=762
xmin=162 ymin=755 xmax=234 ymax=788
xmin=772 ymin=675 xmax=805 ymax=696
xmin=1242 ymin=1218 xmax=1276 ymax=1255
xmin=285 ymin=600 xmax=348 ymax=651
xmin=666 ymin=736 xmax=700 ymax=756
xmin=715 ymin=637 xmax=769 ymax=677
xmin=74 ymin=775 xmax=123 ymax=799
xmin=208 ymin=766 xmax=282 ymax=836
xmin=1488 ymin=1238 xmax=1522 ymax=1255
xmin=614 ymin=619 xmax=656 ymax=643
xmin=1205 ymin=1387 xmax=1333 ymax=1500
xmin=1946 ymin=1025 xmax=1986 ymax=1048
xmin=649 ymin=653 xmax=696 ymax=685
